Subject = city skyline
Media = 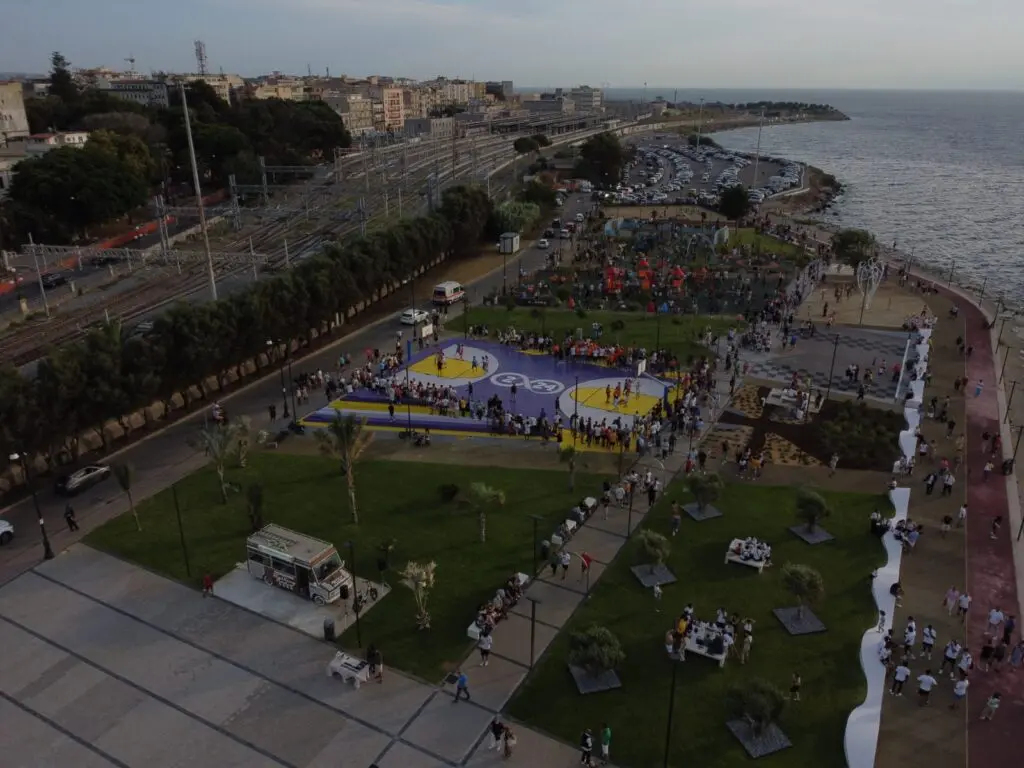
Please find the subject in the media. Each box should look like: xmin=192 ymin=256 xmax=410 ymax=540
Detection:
xmin=2 ymin=0 xmax=1022 ymax=91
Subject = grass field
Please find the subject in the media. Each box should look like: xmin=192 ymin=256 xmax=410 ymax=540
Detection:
xmin=729 ymin=228 xmax=808 ymax=263
xmin=462 ymin=308 xmax=736 ymax=360
xmin=508 ymin=482 xmax=886 ymax=768
xmin=86 ymin=453 xmax=607 ymax=680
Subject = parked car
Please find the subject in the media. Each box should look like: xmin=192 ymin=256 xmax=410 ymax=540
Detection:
xmin=537 ymin=239 xmax=550 ymax=249
xmin=0 ymin=518 xmax=13 ymax=545
xmin=400 ymin=308 xmax=429 ymax=325
xmin=41 ymin=272 xmax=69 ymax=289
xmin=54 ymin=464 xmax=112 ymax=496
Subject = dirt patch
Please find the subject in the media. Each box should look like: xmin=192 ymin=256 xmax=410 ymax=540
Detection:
xmin=798 ymin=279 xmax=929 ymax=330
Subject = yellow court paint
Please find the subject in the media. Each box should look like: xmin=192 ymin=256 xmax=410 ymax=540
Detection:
xmin=321 ymin=400 xmax=437 ymax=415
xmin=408 ymin=356 xmax=478 ymax=379
xmin=571 ymin=386 xmax=660 ymax=417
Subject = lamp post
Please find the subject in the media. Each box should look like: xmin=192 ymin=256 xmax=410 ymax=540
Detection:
xmin=286 ymin=350 xmax=297 ymax=420
xmin=626 ymin=480 xmax=635 ymax=536
xmin=268 ymin=339 xmax=289 ymax=419
xmin=346 ymin=540 xmax=362 ymax=648
xmin=527 ymin=595 xmax=542 ymax=668
xmin=171 ymin=483 xmax=192 ymax=577
xmin=824 ymin=334 xmax=840 ymax=404
xmin=530 ymin=514 xmax=544 ymax=578
xmin=463 ymin=293 xmax=469 ymax=339
xmin=1005 ymin=381 xmax=1017 ymax=424
xmin=662 ymin=658 xmax=680 ymax=768
xmin=10 ymin=452 xmax=54 ymax=560
xmin=572 ymin=375 xmax=580 ymax=447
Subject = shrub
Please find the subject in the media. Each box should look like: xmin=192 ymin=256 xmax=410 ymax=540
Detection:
xmin=568 ymin=625 xmax=625 ymax=675
xmin=439 ymin=483 xmax=460 ymax=502
xmin=780 ymin=562 xmax=825 ymax=619
xmin=795 ymin=487 xmax=831 ymax=532
xmin=637 ymin=529 xmax=671 ymax=570
xmin=687 ymin=473 xmax=724 ymax=512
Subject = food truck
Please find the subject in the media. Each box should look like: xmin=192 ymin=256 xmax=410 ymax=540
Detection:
xmin=245 ymin=524 xmax=351 ymax=605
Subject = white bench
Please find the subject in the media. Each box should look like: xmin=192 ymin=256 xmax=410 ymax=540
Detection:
xmin=724 ymin=539 xmax=769 ymax=573
xmin=326 ymin=652 xmax=370 ymax=688
xmin=684 ymin=633 xmax=727 ymax=668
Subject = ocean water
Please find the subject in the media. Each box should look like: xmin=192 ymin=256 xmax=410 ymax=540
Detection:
xmin=603 ymin=88 xmax=1024 ymax=305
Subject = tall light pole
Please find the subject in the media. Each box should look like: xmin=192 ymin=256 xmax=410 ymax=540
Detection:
xmin=178 ymin=81 xmax=217 ymax=301
xmin=10 ymin=452 xmax=54 ymax=560
xmin=751 ymin=109 xmax=765 ymax=188
xmin=824 ymin=334 xmax=840 ymax=404
xmin=695 ymin=98 xmax=705 ymax=147
xmin=267 ymin=340 xmax=289 ymax=419
xmin=663 ymin=659 xmax=680 ymax=768
xmin=346 ymin=540 xmax=362 ymax=648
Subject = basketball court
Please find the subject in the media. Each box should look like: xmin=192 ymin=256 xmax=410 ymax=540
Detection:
xmin=300 ymin=341 xmax=670 ymax=444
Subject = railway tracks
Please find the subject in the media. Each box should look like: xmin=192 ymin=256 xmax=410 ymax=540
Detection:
xmin=0 ymin=127 xmax=600 ymax=366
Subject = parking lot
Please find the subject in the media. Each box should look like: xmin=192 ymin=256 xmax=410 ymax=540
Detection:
xmin=608 ymin=133 xmax=804 ymax=210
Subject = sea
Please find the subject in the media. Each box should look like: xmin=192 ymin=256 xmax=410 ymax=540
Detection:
xmin=600 ymin=88 xmax=1024 ymax=305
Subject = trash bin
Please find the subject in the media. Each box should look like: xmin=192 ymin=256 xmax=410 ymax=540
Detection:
xmin=1003 ymin=458 xmax=1014 ymax=476
xmin=323 ymin=617 xmax=336 ymax=642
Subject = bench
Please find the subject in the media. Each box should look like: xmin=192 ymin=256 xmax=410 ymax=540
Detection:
xmin=326 ymin=652 xmax=370 ymax=688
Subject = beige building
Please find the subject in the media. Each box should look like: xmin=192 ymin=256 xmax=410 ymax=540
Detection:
xmin=0 ymin=81 xmax=30 ymax=143
xmin=25 ymin=131 xmax=90 ymax=155
xmin=369 ymin=87 xmax=405 ymax=131
xmin=326 ymin=94 xmax=374 ymax=136
xmin=404 ymin=117 xmax=454 ymax=140
xmin=170 ymin=73 xmax=244 ymax=103
xmin=522 ymin=97 xmax=575 ymax=115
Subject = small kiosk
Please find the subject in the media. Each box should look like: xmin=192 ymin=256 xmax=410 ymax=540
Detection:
xmin=246 ymin=524 xmax=351 ymax=605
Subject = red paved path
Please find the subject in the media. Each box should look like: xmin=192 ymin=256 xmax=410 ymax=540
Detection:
xmin=955 ymin=289 xmax=1023 ymax=760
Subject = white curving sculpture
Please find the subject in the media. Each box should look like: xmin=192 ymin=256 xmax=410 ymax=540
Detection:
xmin=855 ymin=258 xmax=885 ymax=310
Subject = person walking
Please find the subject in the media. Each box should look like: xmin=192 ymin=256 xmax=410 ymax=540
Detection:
xmin=1002 ymin=614 xmax=1016 ymax=645
xmin=453 ymin=669 xmax=470 ymax=702
xmin=366 ymin=644 xmax=384 ymax=683
xmin=890 ymin=662 xmax=911 ymax=696
xmin=740 ymin=632 xmax=753 ymax=665
xmin=488 ymin=718 xmax=505 ymax=752
xmin=63 ymin=504 xmax=79 ymax=532
xmin=478 ymin=633 xmax=493 ymax=667
xmin=916 ymin=669 xmax=938 ymax=706
xmin=949 ymin=677 xmax=969 ymax=710
xmin=940 ymin=640 xmax=961 ymax=676
xmin=789 ymin=672 xmax=801 ymax=702
xmin=921 ymin=624 xmax=937 ymax=660
xmin=502 ymin=724 xmax=517 ymax=758
xmin=202 ymin=573 xmax=214 ymax=598
xmin=980 ymin=692 xmax=1001 ymax=720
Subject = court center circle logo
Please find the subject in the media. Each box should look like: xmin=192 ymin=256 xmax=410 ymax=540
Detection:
xmin=489 ymin=372 xmax=566 ymax=396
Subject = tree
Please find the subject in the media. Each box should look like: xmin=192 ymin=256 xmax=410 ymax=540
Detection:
xmin=795 ymin=487 xmax=831 ymax=533
xmin=725 ymin=679 xmax=787 ymax=736
xmin=400 ymin=560 xmax=437 ymax=630
xmin=513 ymin=137 xmax=540 ymax=155
xmin=314 ymin=413 xmax=373 ymax=523
xmin=718 ymin=185 xmax=750 ymax=221
xmin=187 ymin=421 xmax=248 ymax=503
xmin=568 ymin=625 xmax=625 ymax=676
xmin=831 ymin=228 xmax=876 ymax=271
xmin=687 ymin=472 xmax=723 ymax=513
xmin=112 ymin=463 xmax=140 ymax=531
xmin=577 ymin=132 xmax=626 ymax=185
xmin=493 ymin=200 xmax=540 ymax=234
xmin=519 ymin=180 xmax=557 ymax=208
xmin=531 ymin=133 xmax=552 ymax=148
xmin=559 ymin=445 xmax=579 ymax=491
xmin=49 ymin=52 xmax=77 ymax=104
xmin=466 ymin=481 xmax=505 ymax=543
xmin=246 ymin=482 xmax=265 ymax=532
xmin=88 ymin=129 xmax=154 ymax=180
xmin=780 ymin=562 xmax=825 ymax=619
xmin=637 ymin=529 xmax=671 ymax=572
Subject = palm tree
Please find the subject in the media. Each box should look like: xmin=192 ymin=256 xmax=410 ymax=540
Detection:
xmin=187 ymin=420 xmax=249 ymax=503
xmin=467 ymin=482 xmax=505 ymax=543
xmin=559 ymin=445 xmax=579 ymax=491
xmin=315 ymin=412 xmax=373 ymax=523
xmin=112 ymin=463 xmax=140 ymax=531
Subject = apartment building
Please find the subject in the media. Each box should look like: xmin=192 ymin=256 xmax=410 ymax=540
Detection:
xmin=169 ymin=73 xmax=244 ymax=103
xmin=404 ymin=117 xmax=454 ymax=140
xmin=370 ymin=86 xmax=405 ymax=131
xmin=325 ymin=94 xmax=374 ymax=136
xmin=485 ymin=81 xmax=515 ymax=101
xmin=522 ymin=97 xmax=575 ymax=115
xmin=569 ymin=85 xmax=603 ymax=112
xmin=0 ymin=82 xmax=30 ymax=142
xmin=99 ymin=79 xmax=170 ymax=108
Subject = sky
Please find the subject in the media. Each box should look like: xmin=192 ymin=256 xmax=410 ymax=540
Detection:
xmin=2 ymin=0 xmax=1022 ymax=91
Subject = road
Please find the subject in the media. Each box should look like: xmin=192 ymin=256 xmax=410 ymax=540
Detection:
xmin=0 ymin=193 xmax=594 ymax=585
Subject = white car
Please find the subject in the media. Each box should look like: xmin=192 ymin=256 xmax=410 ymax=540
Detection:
xmin=0 ymin=518 xmax=13 ymax=545
xmin=537 ymin=239 xmax=550 ymax=249
xmin=574 ymin=213 xmax=584 ymax=222
xmin=400 ymin=309 xmax=429 ymax=325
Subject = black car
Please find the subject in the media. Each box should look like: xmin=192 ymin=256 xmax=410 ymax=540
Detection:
xmin=41 ymin=272 xmax=69 ymax=289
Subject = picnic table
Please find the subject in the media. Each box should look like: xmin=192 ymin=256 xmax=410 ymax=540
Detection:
xmin=724 ymin=538 xmax=769 ymax=573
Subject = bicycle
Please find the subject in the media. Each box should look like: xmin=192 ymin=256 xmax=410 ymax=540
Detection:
xmin=351 ymin=577 xmax=379 ymax=614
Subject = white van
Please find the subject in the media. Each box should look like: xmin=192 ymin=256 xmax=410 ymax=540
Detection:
xmin=432 ymin=280 xmax=465 ymax=305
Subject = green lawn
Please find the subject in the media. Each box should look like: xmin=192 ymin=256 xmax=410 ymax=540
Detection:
xmin=729 ymin=228 xmax=808 ymax=263
xmin=86 ymin=453 xmax=606 ymax=680
xmin=508 ymin=483 xmax=886 ymax=768
xmin=463 ymin=307 xmax=735 ymax=360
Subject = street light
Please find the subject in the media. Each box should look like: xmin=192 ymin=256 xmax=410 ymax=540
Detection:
xmin=9 ymin=452 xmax=54 ymax=560
xmin=662 ymin=658 xmax=680 ymax=768
xmin=267 ymin=339 xmax=289 ymax=419
xmin=527 ymin=596 xmax=542 ymax=668
xmin=824 ymin=334 xmax=840 ymax=404
xmin=530 ymin=514 xmax=544 ymax=578
xmin=346 ymin=540 xmax=362 ymax=648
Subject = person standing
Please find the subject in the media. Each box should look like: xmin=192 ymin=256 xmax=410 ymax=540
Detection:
xmin=1002 ymin=614 xmax=1016 ymax=645
xmin=453 ymin=669 xmax=470 ymax=702
xmin=559 ymin=549 xmax=572 ymax=580
xmin=944 ymin=586 xmax=960 ymax=615
xmin=740 ymin=633 xmax=753 ymax=665
xmin=988 ymin=606 xmax=1005 ymax=636
xmin=488 ymin=718 xmax=505 ymax=752
xmin=670 ymin=502 xmax=682 ymax=537
xmin=478 ymin=632 xmax=493 ymax=667
xmin=599 ymin=722 xmax=612 ymax=765
xmin=957 ymin=592 xmax=972 ymax=621
xmin=789 ymin=672 xmax=801 ymax=701
xmin=921 ymin=625 xmax=937 ymax=660
xmin=502 ymin=724 xmax=516 ymax=757
xmin=980 ymin=692 xmax=1001 ymax=720
xmin=579 ymin=728 xmax=594 ymax=766
xmin=955 ymin=648 xmax=973 ymax=680
xmin=916 ymin=669 xmax=937 ymax=706
xmin=890 ymin=662 xmax=911 ymax=696
xmin=202 ymin=573 xmax=214 ymax=598
xmin=940 ymin=640 xmax=961 ymax=676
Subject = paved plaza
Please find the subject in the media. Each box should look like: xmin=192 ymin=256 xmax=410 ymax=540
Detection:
xmin=743 ymin=325 xmax=912 ymax=401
